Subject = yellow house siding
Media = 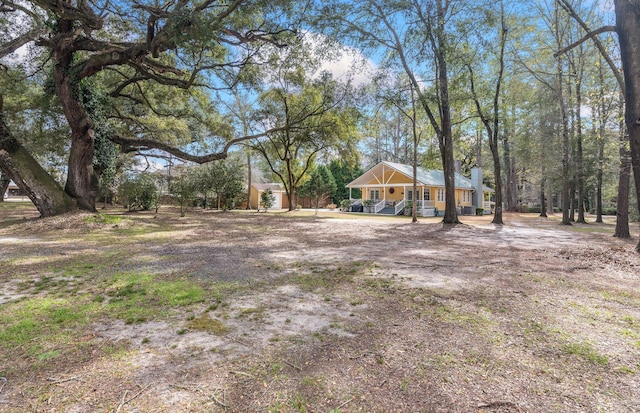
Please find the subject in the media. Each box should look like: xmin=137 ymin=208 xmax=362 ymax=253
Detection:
xmin=249 ymin=185 xmax=290 ymax=209
xmin=250 ymin=186 xmax=259 ymax=209
xmin=454 ymin=189 xmax=473 ymax=207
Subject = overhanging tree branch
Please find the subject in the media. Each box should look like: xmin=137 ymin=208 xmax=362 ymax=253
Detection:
xmin=556 ymin=0 xmax=623 ymax=90
xmin=0 ymin=27 xmax=48 ymax=59
xmin=553 ymin=25 xmax=616 ymax=57
xmin=109 ymin=126 xmax=294 ymax=164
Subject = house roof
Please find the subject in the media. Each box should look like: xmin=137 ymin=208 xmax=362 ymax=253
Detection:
xmin=347 ymin=161 xmax=493 ymax=191
xmin=253 ymin=183 xmax=284 ymax=192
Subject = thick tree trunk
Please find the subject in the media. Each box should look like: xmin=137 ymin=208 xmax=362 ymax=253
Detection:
xmin=615 ymin=1 xmax=640 ymax=251
xmin=285 ymin=157 xmax=296 ymax=211
xmin=540 ymin=178 xmax=548 ymax=218
xmin=614 ymin=99 xmax=631 ymax=236
xmin=1 ymin=98 xmax=76 ymax=216
xmin=0 ymin=173 xmax=8 ymax=201
xmin=547 ymin=180 xmax=555 ymax=215
xmin=490 ymin=142 xmax=503 ymax=224
xmin=615 ymin=145 xmax=632 ymax=238
xmin=502 ymin=133 xmax=517 ymax=211
xmin=569 ymin=181 xmax=576 ymax=222
xmin=436 ymin=0 xmax=458 ymax=225
xmin=53 ymin=19 xmax=98 ymax=212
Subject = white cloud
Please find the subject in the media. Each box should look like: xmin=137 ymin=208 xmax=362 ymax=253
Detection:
xmin=301 ymin=31 xmax=377 ymax=87
xmin=316 ymin=46 xmax=378 ymax=87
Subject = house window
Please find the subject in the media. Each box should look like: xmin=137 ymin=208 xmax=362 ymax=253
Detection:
xmin=407 ymin=189 xmax=420 ymax=201
xmin=423 ymin=190 xmax=431 ymax=201
xmin=463 ymin=190 xmax=467 ymax=203
xmin=437 ymin=188 xmax=445 ymax=202
xmin=369 ymin=189 xmax=380 ymax=200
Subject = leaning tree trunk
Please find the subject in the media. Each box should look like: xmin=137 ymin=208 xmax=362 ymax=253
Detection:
xmin=615 ymin=0 xmax=640 ymax=251
xmin=53 ymin=19 xmax=98 ymax=212
xmin=1 ymin=97 xmax=76 ymax=216
xmin=0 ymin=173 xmax=8 ymax=201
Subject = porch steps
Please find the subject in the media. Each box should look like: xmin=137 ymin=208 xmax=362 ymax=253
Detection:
xmin=378 ymin=206 xmax=401 ymax=215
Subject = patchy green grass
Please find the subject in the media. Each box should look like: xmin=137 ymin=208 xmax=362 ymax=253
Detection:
xmin=104 ymin=272 xmax=206 ymax=323
xmin=0 ymin=267 xmax=213 ymax=365
xmin=0 ymin=295 xmax=101 ymax=360
xmin=0 ymin=201 xmax=39 ymax=228
xmin=421 ymin=301 xmax=491 ymax=330
xmin=83 ymin=213 xmax=125 ymax=225
xmin=188 ymin=314 xmax=229 ymax=334
xmin=562 ymin=341 xmax=609 ymax=365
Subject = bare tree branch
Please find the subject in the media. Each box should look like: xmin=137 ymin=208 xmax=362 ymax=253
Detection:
xmin=553 ymin=25 xmax=615 ymax=57
xmin=556 ymin=0 xmax=623 ymax=90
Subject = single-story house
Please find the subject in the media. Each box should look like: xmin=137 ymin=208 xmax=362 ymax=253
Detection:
xmin=346 ymin=161 xmax=493 ymax=216
xmin=248 ymin=183 xmax=290 ymax=210
xmin=3 ymin=181 xmax=26 ymax=199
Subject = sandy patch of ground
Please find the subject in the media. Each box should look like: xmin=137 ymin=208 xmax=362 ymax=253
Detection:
xmin=1 ymin=206 xmax=640 ymax=412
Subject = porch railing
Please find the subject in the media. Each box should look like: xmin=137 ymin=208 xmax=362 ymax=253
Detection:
xmin=394 ymin=199 xmax=405 ymax=215
xmin=374 ymin=199 xmax=386 ymax=213
xmin=411 ymin=200 xmax=435 ymax=209
xmin=483 ymin=201 xmax=492 ymax=210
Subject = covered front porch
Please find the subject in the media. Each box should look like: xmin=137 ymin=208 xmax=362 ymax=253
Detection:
xmin=345 ymin=161 xmax=491 ymax=216
xmin=347 ymin=191 xmax=438 ymax=217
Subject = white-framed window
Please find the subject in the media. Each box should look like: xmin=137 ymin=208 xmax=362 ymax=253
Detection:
xmin=437 ymin=188 xmax=445 ymax=202
xmin=369 ymin=189 xmax=380 ymax=200
xmin=407 ymin=189 xmax=420 ymax=201
xmin=463 ymin=190 xmax=467 ymax=203
xmin=423 ymin=189 xmax=431 ymax=201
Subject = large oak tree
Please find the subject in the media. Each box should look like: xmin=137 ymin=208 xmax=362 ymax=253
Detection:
xmin=1 ymin=0 xmax=296 ymax=216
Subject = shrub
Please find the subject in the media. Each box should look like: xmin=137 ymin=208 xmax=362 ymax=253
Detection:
xmin=339 ymin=199 xmax=352 ymax=210
xmin=599 ymin=207 xmax=617 ymax=216
xmin=117 ymin=174 xmax=159 ymax=212
xmin=260 ymin=189 xmax=275 ymax=210
xmin=476 ymin=207 xmax=484 ymax=216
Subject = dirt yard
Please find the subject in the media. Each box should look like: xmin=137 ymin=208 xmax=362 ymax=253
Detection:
xmin=1 ymin=203 xmax=640 ymax=412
